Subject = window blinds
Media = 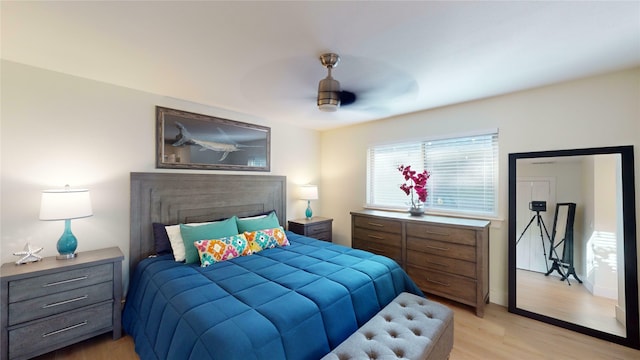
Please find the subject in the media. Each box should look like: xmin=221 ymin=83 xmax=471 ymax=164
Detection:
xmin=366 ymin=132 xmax=498 ymax=216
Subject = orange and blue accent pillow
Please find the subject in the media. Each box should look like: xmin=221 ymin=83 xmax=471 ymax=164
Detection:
xmin=244 ymin=226 xmax=290 ymax=252
xmin=194 ymin=234 xmax=251 ymax=267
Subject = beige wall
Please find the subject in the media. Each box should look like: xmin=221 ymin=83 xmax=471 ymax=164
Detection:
xmin=0 ymin=60 xmax=322 ymax=288
xmin=2 ymin=60 xmax=639 ymax=306
xmin=320 ymin=67 xmax=640 ymax=306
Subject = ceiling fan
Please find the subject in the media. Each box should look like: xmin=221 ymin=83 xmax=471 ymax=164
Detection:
xmin=316 ymin=53 xmax=356 ymax=112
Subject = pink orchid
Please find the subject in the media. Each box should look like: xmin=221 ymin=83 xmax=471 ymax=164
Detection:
xmin=398 ymin=165 xmax=430 ymax=207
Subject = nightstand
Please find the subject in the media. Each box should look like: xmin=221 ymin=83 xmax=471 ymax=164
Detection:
xmin=288 ymin=217 xmax=333 ymax=242
xmin=1 ymin=247 xmax=124 ymax=360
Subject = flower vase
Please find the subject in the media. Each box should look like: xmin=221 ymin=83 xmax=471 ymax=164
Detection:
xmin=409 ymin=204 xmax=424 ymax=216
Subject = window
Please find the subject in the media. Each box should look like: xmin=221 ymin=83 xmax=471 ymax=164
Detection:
xmin=366 ymin=131 xmax=498 ymax=217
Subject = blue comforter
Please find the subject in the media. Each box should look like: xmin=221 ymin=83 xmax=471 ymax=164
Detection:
xmin=123 ymin=232 xmax=423 ymax=360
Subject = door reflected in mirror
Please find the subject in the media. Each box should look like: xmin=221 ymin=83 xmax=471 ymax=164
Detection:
xmin=509 ymin=146 xmax=638 ymax=349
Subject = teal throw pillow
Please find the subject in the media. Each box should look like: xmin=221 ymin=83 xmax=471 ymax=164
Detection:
xmin=180 ymin=216 xmax=239 ymax=264
xmin=236 ymin=211 xmax=280 ymax=232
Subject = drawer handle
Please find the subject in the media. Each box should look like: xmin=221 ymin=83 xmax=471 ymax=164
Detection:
xmin=426 ymin=230 xmax=450 ymax=236
xmin=43 ymin=275 xmax=88 ymax=287
xmin=427 ymin=262 xmax=449 ymax=268
xmin=369 ymin=247 xmax=386 ymax=253
xmin=42 ymin=321 xmax=88 ymax=338
xmin=426 ymin=245 xmax=449 ymax=251
xmin=426 ymin=278 xmax=450 ymax=287
xmin=367 ymin=222 xmax=384 ymax=227
xmin=42 ymin=295 xmax=89 ymax=309
xmin=367 ymin=234 xmax=384 ymax=240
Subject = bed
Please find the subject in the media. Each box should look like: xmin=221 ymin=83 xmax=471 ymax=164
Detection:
xmin=123 ymin=173 xmax=424 ymax=360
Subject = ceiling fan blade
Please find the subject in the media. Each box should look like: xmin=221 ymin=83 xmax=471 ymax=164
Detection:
xmin=339 ymin=91 xmax=356 ymax=106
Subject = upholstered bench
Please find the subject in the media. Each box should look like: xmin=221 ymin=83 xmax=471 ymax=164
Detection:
xmin=321 ymin=292 xmax=454 ymax=360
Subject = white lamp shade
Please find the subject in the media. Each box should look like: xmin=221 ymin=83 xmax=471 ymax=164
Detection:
xmin=40 ymin=188 xmax=93 ymax=220
xmin=299 ymin=185 xmax=318 ymax=200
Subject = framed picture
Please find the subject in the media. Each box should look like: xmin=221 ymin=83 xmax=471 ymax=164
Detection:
xmin=156 ymin=106 xmax=270 ymax=171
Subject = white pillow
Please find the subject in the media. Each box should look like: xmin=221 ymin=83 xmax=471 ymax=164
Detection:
xmin=236 ymin=214 xmax=267 ymax=221
xmin=165 ymin=222 xmax=212 ymax=262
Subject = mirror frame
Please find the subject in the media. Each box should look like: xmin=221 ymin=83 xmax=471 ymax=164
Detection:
xmin=508 ymin=145 xmax=639 ymax=349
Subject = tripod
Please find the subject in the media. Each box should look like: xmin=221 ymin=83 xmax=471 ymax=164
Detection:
xmin=516 ymin=210 xmax=553 ymax=273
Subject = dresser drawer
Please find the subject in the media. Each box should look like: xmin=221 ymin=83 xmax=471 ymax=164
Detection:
xmin=8 ymin=263 xmax=113 ymax=303
xmin=406 ymin=251 xmax=476 ymax=278
xmin=407 ymin=266 xmax=476 ymax=305
xmin=406 ymin=222 xmax=476 ymax=246
xmin=352 ymin=238 xmax=401 ymax=264
xmin=353 ymin=215 xmax=402 ymax=233
xmin=407 ymin=237 xmax=475 ymax=262
xmin=353 ymin=227 xmax=401 ymax=247
xmin=8 ymin=281 xmax=113 ymax=326
xmin=8 ymin=301 xmax=113 ymax=359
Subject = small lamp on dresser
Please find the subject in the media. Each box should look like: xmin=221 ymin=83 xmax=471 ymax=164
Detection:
xmin=299 ymin=185 xmax=318 ymax=219
xmin=39 ymin=184 xmax=93 ymax=259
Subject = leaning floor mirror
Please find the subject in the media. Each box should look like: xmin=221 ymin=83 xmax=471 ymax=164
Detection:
xmin=508 ymin=145 xmax=639 ymax=349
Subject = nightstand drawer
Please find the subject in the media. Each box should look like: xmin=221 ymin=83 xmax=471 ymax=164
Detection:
xmin=8 ymin=281 xmax=113 ymax=326
xmin=8 ymin=302 xmax=113 ymax=360
xmin=309 ymin=231 xmax=332 ymax=242
xmin=8 ymin=263 xmax=113 ymax=303
xmin=306 ymin=223 xmax=331 ymax=237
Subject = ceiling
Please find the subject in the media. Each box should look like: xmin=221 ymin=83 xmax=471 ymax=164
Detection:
xmin=2 ymin=1 xmax=639 ymax=131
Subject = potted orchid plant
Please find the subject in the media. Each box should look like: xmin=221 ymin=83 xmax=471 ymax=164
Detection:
xmin=398 ymin=165 xmax=430 ymax=216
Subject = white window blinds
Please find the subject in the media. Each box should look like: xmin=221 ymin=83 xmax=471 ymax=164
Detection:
xmin=366 ymin=132 xmax=498 ymax=216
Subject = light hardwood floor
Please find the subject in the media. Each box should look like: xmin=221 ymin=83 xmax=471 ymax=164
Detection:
xmin=34 ymin=298 xmax=640 ymax=360
xmin=517 ymin=268 xmax=624 ymax=336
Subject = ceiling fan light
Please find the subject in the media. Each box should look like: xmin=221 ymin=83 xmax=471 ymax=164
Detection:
xmin=317 ymin=77 xmax=341 ymax=111
xmin=318 ymin=102 xmax=339 ymax=112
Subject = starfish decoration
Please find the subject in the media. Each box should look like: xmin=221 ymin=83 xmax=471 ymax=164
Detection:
xmin=13 ymin=242 xmax=44 ymax=265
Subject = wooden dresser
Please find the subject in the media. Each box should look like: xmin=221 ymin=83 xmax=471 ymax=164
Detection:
xmin=351 ymin=209 xmax=490 ymax=317
xmin=0 ymin=247 xmax=124 ymax=360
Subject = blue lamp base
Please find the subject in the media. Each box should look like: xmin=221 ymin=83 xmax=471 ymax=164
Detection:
xmin=305 ymin=200 xmax=313 ymax=220
xmin=56 ymin=219 xmax=78 ymax=260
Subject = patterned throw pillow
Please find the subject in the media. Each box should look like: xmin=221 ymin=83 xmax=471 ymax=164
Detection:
xmin=244 ymin=226 xmax=290 ymax=252
xmin=194 ymin=234 xmax=252 ymax=267
xmin=180 ymin=217 xmax=240 ymax=264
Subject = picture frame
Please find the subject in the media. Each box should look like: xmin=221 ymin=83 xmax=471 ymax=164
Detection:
xmin=156 ymin=106 xmax=270 ymax=171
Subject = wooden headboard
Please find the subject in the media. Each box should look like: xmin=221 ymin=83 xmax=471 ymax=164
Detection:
xmin=129 ymin=172 xmax=286 ymax=273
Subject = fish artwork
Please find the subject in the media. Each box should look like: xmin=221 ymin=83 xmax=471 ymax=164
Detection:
xmin=172 ymin=122 xmax=261 ymax=161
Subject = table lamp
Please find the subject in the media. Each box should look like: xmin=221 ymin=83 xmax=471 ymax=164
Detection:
xmin=39 ymin=185 xmax=93 ymax=259
xmin=299 ymin=185 xmax=318 ymax=220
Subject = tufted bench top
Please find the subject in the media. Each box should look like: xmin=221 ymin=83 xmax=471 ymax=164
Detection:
xmin=321 ymin=292 xmax=454 ymax=360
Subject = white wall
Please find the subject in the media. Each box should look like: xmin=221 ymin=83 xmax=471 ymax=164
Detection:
xmin=320 ymin=67 xmax=640 ymax=306
xmin=0 ymin=60 xmax=322 ymax=288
